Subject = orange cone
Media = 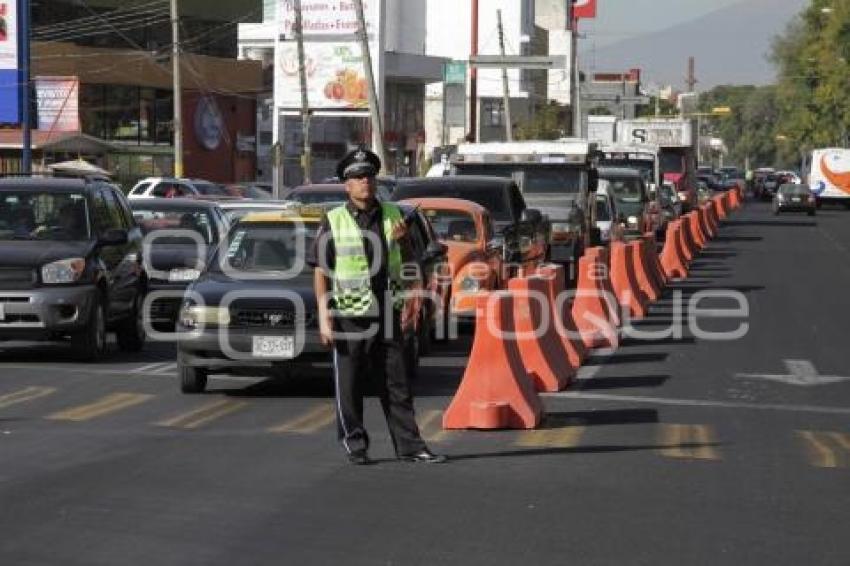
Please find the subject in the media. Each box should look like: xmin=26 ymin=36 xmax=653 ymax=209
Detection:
xmin=443 ymin=293 xmax=543 ymax=430
xmin=572 ymin=249 xmax=619 ymax=350
xmin=610 ymin=241 xmax=649 ymax=319
xmin=535 ymin=263 xmax=587 ymax=368
xmin=661 ymin=221 xmax=689 ymax=280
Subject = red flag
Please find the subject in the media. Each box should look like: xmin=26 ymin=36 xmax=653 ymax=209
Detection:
xmin=573 ymin=0 xmax=597 ymax=20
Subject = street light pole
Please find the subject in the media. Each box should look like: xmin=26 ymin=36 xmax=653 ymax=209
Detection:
xmin=469 ymin=0 xmax=479 ymax=142
xmin=170 ymin=0 xmax=184 ymax=178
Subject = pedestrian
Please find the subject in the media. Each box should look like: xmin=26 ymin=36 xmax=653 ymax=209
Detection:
xmin=310 ymin=148 xmax=447 ymax=466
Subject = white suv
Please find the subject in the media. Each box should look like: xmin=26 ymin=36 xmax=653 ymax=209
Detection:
xmin=128 ymin=177 xmax=228 ymax=200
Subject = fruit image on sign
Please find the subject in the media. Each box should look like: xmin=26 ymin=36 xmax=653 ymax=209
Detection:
xmin=323 ymin=69 xmax=368 ymax=107
xmin=276 ymin=43 xmax=374 ymax=110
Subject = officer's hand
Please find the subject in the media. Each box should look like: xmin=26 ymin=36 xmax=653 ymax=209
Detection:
xmin=390 ymin=220 xmax=407 ymax=241
xmin=319 ymin=317 xmax=334 ymax=348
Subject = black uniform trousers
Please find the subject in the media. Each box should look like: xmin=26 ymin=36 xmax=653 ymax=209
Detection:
xmin=331 ymin=313 xmax=427 ymax=456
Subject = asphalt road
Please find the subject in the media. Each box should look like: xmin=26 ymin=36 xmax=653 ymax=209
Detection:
xmin=1 ymin=199 xmax=848 ymax=566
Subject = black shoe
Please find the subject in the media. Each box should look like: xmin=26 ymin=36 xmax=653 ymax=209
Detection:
xmin=347 ymin=450 xmax=373 ymax=466
xmin=399 ymin=449 xmax=448 ymax=464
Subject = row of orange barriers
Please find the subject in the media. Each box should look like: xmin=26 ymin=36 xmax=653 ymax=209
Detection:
xmin=443 ymin=186 xmax=744 ymax=430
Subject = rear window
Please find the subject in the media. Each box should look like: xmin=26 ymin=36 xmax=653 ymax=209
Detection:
xmin=779 ymin=184 xmax=809 ymax=195
xmin=193 ymin=182 xmax=228 ymax=197
xmin=132 ymin=208 xmax=217 ymax=244
xmin=130 ymin=182 xmax=151 ymax=196
xmin=395 ymin=184 xmax=512 ymax=221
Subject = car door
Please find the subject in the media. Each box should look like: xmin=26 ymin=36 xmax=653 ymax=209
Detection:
xmin=111 ymin=187 xmax=145 ymax=302
xmin=92 ymin=188 xmax=135 ymax=319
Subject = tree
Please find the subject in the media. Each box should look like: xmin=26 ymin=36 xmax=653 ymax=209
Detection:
xmin=514 ymin=102 xmax=569 ymax=141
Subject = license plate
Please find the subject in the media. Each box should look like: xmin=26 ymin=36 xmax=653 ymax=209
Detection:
xmin=252 ymin=336 xmax=295 ymax=359
xmin=791 ymin=197 xmax=801 ymax=202
xmin=0 ymin=303 xmax=5 ymax=322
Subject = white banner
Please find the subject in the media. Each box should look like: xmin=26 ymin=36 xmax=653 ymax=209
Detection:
xmin=275 ymin=0 xmax=383 ymax=111
xmin=36 ymin=77 xmax=80 ymax=132
xmin=0 ymin=0 xmax=18 ymax=71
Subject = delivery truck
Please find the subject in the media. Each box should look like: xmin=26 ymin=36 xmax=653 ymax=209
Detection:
xmin=809 ymin=148 xmax=850 ymax=208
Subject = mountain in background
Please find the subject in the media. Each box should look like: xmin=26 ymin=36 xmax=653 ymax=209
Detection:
xmin=582 ymin=0 xmax=809 ymax=89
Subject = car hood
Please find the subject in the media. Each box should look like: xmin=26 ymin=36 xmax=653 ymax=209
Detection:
xmin=523 ymin=193 xmax=581 ymax=221
xmin=0 ymin=240 xmax=96 ymax=268
xmin=147 ymin=244 xmax=206 ymax=273
xmin=443 ymin=241 xmax=485 ymax=273
xmin=188 ymin=271 xmax=318 ymax=310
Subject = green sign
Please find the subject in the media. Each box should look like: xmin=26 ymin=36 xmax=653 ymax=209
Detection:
xmin=443 ymin=62 xmax=467 ymax=85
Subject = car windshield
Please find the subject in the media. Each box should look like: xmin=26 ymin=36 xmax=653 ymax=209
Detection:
xmin=595 ymin=196 xmax=612 ymax=222
xmin=604 ymin=176 xmax=645 ymax=203
xmin=395 ymin=184 xmax=512 ymax=222
xmin=455 ymin=164 xmax=583 ymax=194
xmin=0 ymin=191 xmax=92 ymax=241
xmin=660 ymin=153 xmax=685 ymax=174
xmin=779 ymin=184 xmax=809 ymax=195
xmin=221 ymin=222 xmax=316 ymax=274
xmin=600 ymin=159 xmax=655 ymax=185
xmin=423 ymin=209 xmax=479 ymax=243
xmin=133 ymin=208 xmax=217 ymax=244
xmin=192 ymin=182 xmax=228 ymax=196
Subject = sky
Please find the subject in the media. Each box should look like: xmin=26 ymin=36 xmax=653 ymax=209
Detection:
xmin=578 ymin=0 xmax=745 ymax=48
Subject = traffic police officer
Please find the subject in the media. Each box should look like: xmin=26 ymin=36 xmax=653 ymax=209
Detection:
xmin=310 ymin=148 xmax=447 ymax=466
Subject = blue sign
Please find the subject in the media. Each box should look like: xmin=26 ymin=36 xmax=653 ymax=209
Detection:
xmin=0 ymin=0 xmax=20 ymax=124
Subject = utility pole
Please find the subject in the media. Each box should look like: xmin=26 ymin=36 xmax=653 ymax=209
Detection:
xmin=170 ymin=0 xmax=184 ymax=178
xmin=469 ymin=0 xmax=479 ymax=142
xmin=496 ymin=10 xmax=513 ymax=142
xmin=568 ymin=2 xmax=581 ymax=137
xmin=686 ymin=56 xmax=697 ymax=93
xmin=353 ymin=0 xmax=387 ymax=171
xmin=293 ymin=0 xmax=311 ymax=184
xmin=20 ymin=0 xmax=31 ymax=173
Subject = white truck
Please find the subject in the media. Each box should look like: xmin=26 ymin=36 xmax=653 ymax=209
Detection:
xmin=618 ymin=118 xmax=698 ymax=211
xmin=809 ymin=148 xmax=850 ymax=208
xmin=598 ymin=142 xmax=666 ymax=236
xmin=449 ymin=140 xmax=600 ymax=273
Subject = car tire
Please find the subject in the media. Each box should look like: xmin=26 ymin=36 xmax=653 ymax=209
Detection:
xmin=178 ymin=352 xmax=208 ymax=394
xmin=116 ymin=293 xmax=146 ymax=352
xmin=72 ymin=296 xmax=107 ymax=363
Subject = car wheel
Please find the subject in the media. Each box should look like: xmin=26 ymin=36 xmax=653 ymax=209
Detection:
xmin=72 ymin=296 xmax=107 ymax=363
xmin=178 ymin=352 xmax=208 ymax=394
xmin=116 ymin=293 xmax=146 ymax=352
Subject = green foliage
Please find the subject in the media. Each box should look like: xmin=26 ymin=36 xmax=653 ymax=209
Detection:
xmin=514 ymin=102 xmax=569 ymax=141
xmin=636 ymin=97 xmax=678 ymax=118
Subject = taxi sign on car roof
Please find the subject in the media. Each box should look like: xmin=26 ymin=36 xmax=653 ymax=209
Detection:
xmin=240 ymin=205 xmax=327 ymax=224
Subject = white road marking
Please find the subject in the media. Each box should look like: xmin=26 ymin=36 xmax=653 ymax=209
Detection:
xmin=548 ymin=391 xmax=850 ymax=416
xmin=736 ymin=359 xmax=850 ymax=386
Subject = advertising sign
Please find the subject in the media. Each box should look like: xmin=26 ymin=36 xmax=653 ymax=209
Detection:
xmin=35 ymin=76 xmax=80 ymax=132
xmin=0 ymin=0 xmax=19 ymax=123
xmin=275 ymin=0 xmax=382 ymax=111
xmin=810 ymin=148 xmax=850 ymax=200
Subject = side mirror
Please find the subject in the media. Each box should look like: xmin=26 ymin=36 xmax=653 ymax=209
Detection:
xmin=98 ymin=228 xmax=128 ymax=247
xmin=425 ymin=241 xmax=447 ymax=259
xmin=588 ymin=169 xmax=599 ymax=192
xmin=521 ymin=208 xmax=542 ymax=224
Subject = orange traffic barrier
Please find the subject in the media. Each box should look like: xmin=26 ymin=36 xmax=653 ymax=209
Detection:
xmin=686 ymin=212 xmax=707 ymax=250
xmin=708 ymin=200 xmax=721 ymax=233
xmin=610 ymin=241 xmax=649 ymax=319
xmin=714 ymin=194 xmax=729 ymax=220
xmin=660 ymin=221 xmax=689 ymax=280
xmin=728 ymin=187 xmax=741 ymax=209
xmin=443 ymin=293 xmax=543 ymax=430
xmin=508 ymin=276 xmax=574 ymax=392
xmin=676 ymin=216 xmax=697 ymax=261
xmin=591 ymin=246 xmax=622 ymax=328
xmin=699 ymin=204 xmax=716 ymax=240
xmin=572 ymin=248 xmax=619 ymax=350
xmin=704 ymin=201 xmax=719 ymax=235
xmin=536 ymin=263 xmax=587 ymax=368
xmin=629 ymin=240 xmax=661 ymax=302
xmin=643 ymin=233 xmax=669 ymax=289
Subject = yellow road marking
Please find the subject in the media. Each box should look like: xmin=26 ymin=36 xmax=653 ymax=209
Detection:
xmin=658 ymin=424 xmax=720 ymax=460
xmin=418 ymin=409 xmax=450 ymax=443
xmin=268 ymin=403 xmax=335 ymax=434
xmin=157 ymin=399 xmax=249 ymax=429
xmin=47 ymin=393 xmax=153 ymax=422
xmin=515 ymin=425 xmax=586 ymax=448
xmin=0 ymin=386 xmax=56 ymax=409
xmin=797 ymin=430 xmax=849 ymax=468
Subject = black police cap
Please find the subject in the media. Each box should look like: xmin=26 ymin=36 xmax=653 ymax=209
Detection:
xmin=337 ymin=147 xmax=381 ymax=180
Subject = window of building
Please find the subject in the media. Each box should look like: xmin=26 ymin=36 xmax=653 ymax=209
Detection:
xmin=483 ymin=100 xmax=505 ymax=127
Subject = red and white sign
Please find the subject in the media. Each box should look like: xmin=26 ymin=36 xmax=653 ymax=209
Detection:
xmin=573 ymin=0 xmax=597 ymax=20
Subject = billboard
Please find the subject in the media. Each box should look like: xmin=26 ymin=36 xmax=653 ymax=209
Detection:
xmin=35 ymin=76 xmax=80 ymax=132
xmin=274 ymin=0 xmax=382 ymax=111
xmin=0 ymin=0 xmax=19 ymax=124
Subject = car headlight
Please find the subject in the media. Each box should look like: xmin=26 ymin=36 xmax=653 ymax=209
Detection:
xmin=678 ymin=192 xmax=689 ymax=202
xmin=179 ymin=305 xmax=230 ymax=328
xmin=627 ymin=216 xmax=639 ymax=228
xmin=168 ymin=268 xmax=201 ymax=282
xmin=42 ymin=258 xmax=86 ymax=284
xmin=459 ymin=276 xmax=481 ymax=292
